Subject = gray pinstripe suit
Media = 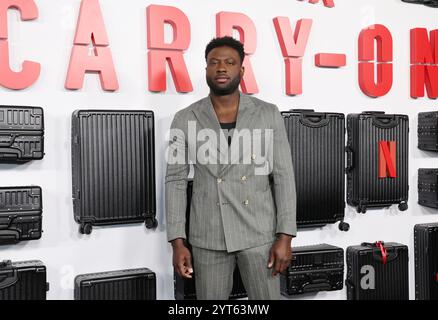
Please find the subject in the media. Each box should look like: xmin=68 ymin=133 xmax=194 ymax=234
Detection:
xmin=165 ymin=93 xmax=297 ymax=299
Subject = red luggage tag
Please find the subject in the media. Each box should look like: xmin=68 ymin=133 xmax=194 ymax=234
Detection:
xmin=375 ymin=241 xmax=388 ymax=265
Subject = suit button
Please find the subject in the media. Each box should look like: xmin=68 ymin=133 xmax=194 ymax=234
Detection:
xmin=216 ymin=202 xmax=220 ymax=206
xmin=251 ymin=154 xmax=256 ymax=160
xmin=243 ymin=199 xmax=249 ymax=206
xmin=241 ymin=176 xmax=247 ymax=181
xmin=217 ymin=178 xmax=223 ymax=183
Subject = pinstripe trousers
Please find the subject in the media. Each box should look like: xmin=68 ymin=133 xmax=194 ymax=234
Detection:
xmin=192 ymin=242 xmax=280 ymax=300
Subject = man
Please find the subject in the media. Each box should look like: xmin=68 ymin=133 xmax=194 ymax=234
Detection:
xmin=165 ymin=36 xmax=297 ymax=300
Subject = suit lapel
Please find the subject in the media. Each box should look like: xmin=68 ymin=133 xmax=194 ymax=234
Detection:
xmin=220 ymin=94 xmax=257 ymax=176
xmin=191 ymin=93 xmax=258 ymax=177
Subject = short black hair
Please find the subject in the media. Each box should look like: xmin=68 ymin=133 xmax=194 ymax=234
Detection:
xmin=205 ymin=36 xmax=245 ymax=65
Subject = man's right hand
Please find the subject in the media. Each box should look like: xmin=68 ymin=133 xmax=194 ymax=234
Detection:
xmin=171 ymin=238 xmax=193 ymax=279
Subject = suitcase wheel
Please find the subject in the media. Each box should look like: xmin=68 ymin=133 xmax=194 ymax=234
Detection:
xmin=398 ymin=202 xmax=408 ymax=211
xmin=145 ymin=218 xmax=158 ymax=229
xmin=356 ymin=205 xmax=366 ymax=214
xmin=338 ymin=222 xmax=350 ymax=232
xmin=79 ymin=223 xmax=93 ymax=235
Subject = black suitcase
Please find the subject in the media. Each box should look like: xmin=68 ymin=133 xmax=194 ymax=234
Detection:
xmin=71 ymin=110 xmax=157 ymax=234
xmin=280 ymin=244 xmax=344 ymax=296
xmin=418 ymin=112 xmax=438 ymax=152
xmin=418 ymin=169 xmax=438 ymax=208
xmin=74 ymin=268 xmax=156 ymax=300
xmin=0 ymin=186 xmax=42 ymax=245
xmin=346 ymin=242 xmax=409 ymax=300
xmin=281 ymin=109 xmax=349 ymax=231
xmin=0 ymin=260 xmax=49 ymax=300
xmin=346 ymin=111 xmax=409 ymax=213
xmin=0 ymin=106 xmax=44 ymax=162
xmin=414 ymin=223 xmax=438 ymax=300
xmin=174 ymin=180 xmax=247 ymax=300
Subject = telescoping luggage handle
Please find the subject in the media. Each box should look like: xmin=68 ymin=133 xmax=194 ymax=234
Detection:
xmin=0 ymin=260 xmax=19 ymax=290
xmin=361 ymin=241 xmax=400 ymax=265
xmin=302 ymin=274 xmax=332 ymax=292
xmin=289 ymin=109 xmax=330 ymax=128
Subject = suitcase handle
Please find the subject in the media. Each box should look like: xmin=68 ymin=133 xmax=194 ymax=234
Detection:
xmin=0 ymin=134 xmax=15 ymax=147
xmin=372 ymin=115 xmax=398 ymax=129
xmin=362 ymin=111 xmax=386 ymax=115
xmin=345 ymin=147 xmax=354 ymax=171
xmin=0 ymin=148 xmax=21 ymax=158
xmin=302 ymin=281 xmax=331 ymax=292
xmin=290 ymin=109 xmax=315 ymax=113
xmin=299 ymin=113 xmax=330 ymax=128
xmin=0 ymin=230 xmax=19 ymax=243
xmin=0 ymin=269 xmax=18 ymax=290
xmin=0 ymin=216 xmax=14 ymax=229
xmin=361 ymin=242 xmax=399 ymax=264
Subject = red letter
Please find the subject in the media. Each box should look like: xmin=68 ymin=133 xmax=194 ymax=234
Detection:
xmin=147 ymin=5 xmax=192 ymax=93
xmin=0 ymin=0 xmax=40 ymax=90
xmin=65 ymin=0 xmax=118 ymax=91
xmin=308 ymin=0 xmax=335 ymax=8
xmin=273 ymin=17 xmax=312 ymax=95
xmin=358 ymin=24 xmax=393 ymax=98
xmin=379 ymin=141 xmax=396 ymax=178
xmin=410 ymin=28 xmax=438 ymax=99
xmin=216 ymin=12 xmax=258 ymax=94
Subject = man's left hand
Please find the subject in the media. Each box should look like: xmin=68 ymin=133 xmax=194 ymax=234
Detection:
xmin=268 ymin=234 xmax=293 ymax=276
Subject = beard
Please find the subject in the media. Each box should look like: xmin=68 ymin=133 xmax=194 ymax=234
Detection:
xmin=206 ymin=74 xmax=242 ymax=96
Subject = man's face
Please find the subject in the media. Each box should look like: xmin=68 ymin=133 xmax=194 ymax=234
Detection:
xmin=206 ymin=46 xmax=244 ymax=96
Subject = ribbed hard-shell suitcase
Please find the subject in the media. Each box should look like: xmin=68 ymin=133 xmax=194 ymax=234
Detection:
xmin=280 ymin=244 xmax=344 ymax=296
xmin=281 ymin=109 xmax=349 ymax=231
xmin=74 ymin=268 xmax=156 ymax=300
xmin=418 ymin=169 xmax=438 ymax=208
xmin=346 ymin=111 xmax=409 ymax=213
xmin=280 ymin=244 xmax=344 ymax=297
xmin=71 ymin=110 xmax=157 ymax=234
xmin=0 ymin=186 xmax=42 ymax=245
xmin=418 ymin=112 xmax=438 ymax=152
xmin=0 ymin=260 xmax=49 ymax=300
xmin=346 ymin=242 xmax=409 ymax=300
xmin=0 ymin=106 xmax=44 ymax=162
xmin=414 ymin=223 xmax=438 ymax=300
xmin=174 ymin=180 xmax=247 ymax=300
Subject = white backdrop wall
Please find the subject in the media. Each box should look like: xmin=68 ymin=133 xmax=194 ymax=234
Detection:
xmin=0 ymin=0 xmax=437 ymax=300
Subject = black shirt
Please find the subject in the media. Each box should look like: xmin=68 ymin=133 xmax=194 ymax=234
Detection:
xmin=220 ymin=122 xmax=236 ymax=146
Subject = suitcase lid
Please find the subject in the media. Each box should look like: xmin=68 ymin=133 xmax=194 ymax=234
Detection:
xmin=73 ymin=109 xmax=154 ymax=118
xmin=282 ymin=110 xmax=344 ymax=128
xmin=293 ymin=243 xmax=343 ymax=254
xmin=348 ymin=242 xmax=408 ymax=265
xmin=414 ymin=222 xmax=438 ymax=231
xmin=75 ymin=268 xmax=156 ymax=286
xmin=0 ymin=186 xmax=42 ymax=213
xmin=0 ymin=106 xmax=44 ymax=130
